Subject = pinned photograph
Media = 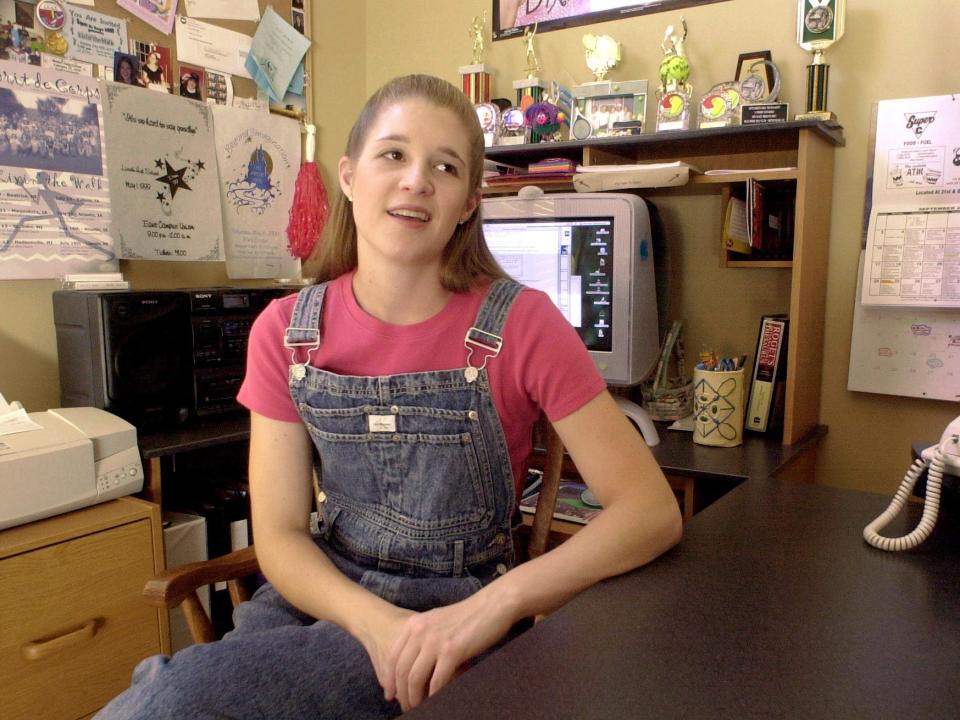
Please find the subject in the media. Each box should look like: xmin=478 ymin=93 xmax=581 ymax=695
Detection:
xmin=134 ymin=42 xmax=173 ymax=93
xmin=114 ymin=52 xmax=145 ymax=87
xmin=179 ymin=65 xmax=205 ymax=101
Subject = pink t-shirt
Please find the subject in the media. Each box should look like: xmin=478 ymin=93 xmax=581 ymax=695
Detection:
xmin=237 ymin=273 xmax=606 ymax=496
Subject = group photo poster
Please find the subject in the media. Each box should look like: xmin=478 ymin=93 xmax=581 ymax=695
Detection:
xmin=0 ymin=59 xmax=114 ymax=279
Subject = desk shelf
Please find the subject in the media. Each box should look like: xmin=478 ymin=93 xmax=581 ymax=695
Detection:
xmin=485 ymin=121 xmax=843 ymax=447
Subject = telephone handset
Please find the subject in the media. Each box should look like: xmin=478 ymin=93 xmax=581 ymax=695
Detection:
xmin=863 ymin=415 xmax=960 ymax=551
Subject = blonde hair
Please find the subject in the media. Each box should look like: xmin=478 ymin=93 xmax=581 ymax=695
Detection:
xmin=304 ymin=74 xmax=507 ymax=291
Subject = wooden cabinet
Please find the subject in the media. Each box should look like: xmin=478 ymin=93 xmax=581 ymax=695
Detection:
xmin=0 ymin=497 xmax=169 ymax=720
xmin=485 ymin=120 xmax=843 ymax=447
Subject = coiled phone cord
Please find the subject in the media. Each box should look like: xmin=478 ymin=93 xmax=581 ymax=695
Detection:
xmin=863 ymin=450 xmax=944 ymax=551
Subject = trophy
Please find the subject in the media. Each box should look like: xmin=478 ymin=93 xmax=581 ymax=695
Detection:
xmin=656 ymin=18 xmax=693 ymax=132
xmin=512 ymin=23 xmax=547 ymax=142
xmin=795 ymin=0 xmax=845 ymax=120
xmin=459 ymin=12 xmax=493 ymax=104
xmin=571 ymin=33 xmax=647 ymax=140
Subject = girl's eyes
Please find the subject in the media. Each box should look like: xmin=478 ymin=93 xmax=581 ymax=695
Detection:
xmin=379 ymin=150 xmax=460 ymax=176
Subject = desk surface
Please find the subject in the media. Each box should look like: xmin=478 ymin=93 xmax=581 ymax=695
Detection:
xmin=138 ymin=415 xmax=822 ymax=484
xmin=407 ymin=478 xmax=960 ymax=719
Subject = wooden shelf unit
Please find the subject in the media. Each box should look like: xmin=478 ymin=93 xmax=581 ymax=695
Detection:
xmin=485 ymin=120 xmax=844 ymax=446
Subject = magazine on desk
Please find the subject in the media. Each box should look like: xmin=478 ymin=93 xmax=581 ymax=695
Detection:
xmin=519 ymin=472 xmax=601 ymax=524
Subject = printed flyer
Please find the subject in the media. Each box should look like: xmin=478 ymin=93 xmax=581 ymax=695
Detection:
xmin=0 ymin=60 xmax=114 ymax=279
xmin=101 ymin=80 xmax=224 ymax=261
xmin=212 ymin=105 xmax=300 ymax=278
xmin=861 ymin=94 xmax=960 ymax=307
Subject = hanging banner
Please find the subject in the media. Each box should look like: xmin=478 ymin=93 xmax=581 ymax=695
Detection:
xmin=0 ymin=60 xmax=114 ymax=279
xmin=213 ymin=105 xmax=300 ymax=278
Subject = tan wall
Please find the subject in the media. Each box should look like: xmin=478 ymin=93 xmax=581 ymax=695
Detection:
xmin=2 ymin=0 xmax=957 ymax=496
xmin=363 ymin=0 xmax=959 ymax=495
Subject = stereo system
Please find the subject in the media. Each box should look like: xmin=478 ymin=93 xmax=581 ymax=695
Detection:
xmin=53 ymin=287 xmax=294 ymax=428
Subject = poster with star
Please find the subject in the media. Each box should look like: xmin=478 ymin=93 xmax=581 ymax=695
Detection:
xmin=101 ymin=80 xmax=224 ymax=261
xmin=212 ymin=105 xmax=300 ymax=278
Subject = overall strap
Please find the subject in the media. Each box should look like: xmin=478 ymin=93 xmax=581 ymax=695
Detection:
xmin=464 ymin=279 xmax=524 ymax=373
xmin=284 ymin=283 xmax=329 ymax=365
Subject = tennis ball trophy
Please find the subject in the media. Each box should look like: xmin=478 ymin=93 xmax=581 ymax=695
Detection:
xmin=795 ymin=0 xmax=845 ymax=120
xmin=656 ymin=18 xmax=693 ymax=132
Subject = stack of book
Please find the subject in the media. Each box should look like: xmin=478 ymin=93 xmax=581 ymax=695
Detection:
xmin=484 ymin=157 xmax=576 ymax=191
xmin=61 ymin=272 xmax=130 ymax=291
xmin=723 ymin=179 xmax=795 ymax=259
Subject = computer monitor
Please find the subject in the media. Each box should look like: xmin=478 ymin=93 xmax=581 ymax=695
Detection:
xmin=481 ymin=190 xmax=659 ymax=387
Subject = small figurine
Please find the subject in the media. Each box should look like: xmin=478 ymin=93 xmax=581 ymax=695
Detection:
xmin=656 ymin=17 xmax=693 ymax=131
xmin=582 ymin=34 xmax=621 ymax=82
xmin=523 ymin=23 xmax=541 ymax=79
xmin=523 ymin=99 xmax=567 ymax=142
xmin=470 ymin=11 xmax=486 ymax=65
xmin=658 ymin=18 xmax=691 ymax=97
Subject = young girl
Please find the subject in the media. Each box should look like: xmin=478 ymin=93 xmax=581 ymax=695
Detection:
xmin=96 ymin=74 xmax=681 ymax=719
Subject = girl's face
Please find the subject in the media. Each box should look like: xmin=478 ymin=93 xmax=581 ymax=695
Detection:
xmin=339 ymin=99 xmax=479 ymax=273
xmin=119 ymin=60 xmax=132 ymax=81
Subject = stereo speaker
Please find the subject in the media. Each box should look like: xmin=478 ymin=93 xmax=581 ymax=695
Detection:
xmin=53 ymin=290 xmax=193 ymax=427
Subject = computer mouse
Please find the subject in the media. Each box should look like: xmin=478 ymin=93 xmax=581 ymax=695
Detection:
xmin=580 ymin=488 xmax=601 ymax=508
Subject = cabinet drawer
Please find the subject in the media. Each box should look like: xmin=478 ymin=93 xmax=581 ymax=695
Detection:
xmin=0 ymin=519 xmax=164 ymax=720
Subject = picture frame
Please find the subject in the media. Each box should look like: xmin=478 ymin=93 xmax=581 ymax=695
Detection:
xmin=572 ymin=80 xmax=648 ymax=139
xmin=735 ymin=50 xmax=774 ymax=96
xmin=493 ymin=0 xmax=731 ymax=41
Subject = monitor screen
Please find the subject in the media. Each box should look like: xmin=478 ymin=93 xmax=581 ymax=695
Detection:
xmin=483 ymin=216 xmax=614 ymax=352
xmin=481 ymin=192 xmax=659 ymax=387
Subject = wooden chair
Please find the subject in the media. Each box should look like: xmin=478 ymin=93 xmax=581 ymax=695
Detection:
xmin=143 ymin=418 xmax=567 ymax=645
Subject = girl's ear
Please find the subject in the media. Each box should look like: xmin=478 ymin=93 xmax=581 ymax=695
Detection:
xmin=460 ymin=189 xmax=482 ymax=224
xmin=338 ymin=155 xmax=354 ymax=201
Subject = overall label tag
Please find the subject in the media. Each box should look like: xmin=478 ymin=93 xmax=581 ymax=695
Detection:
xmin=368 ymin=415 xmax=397 ymax=433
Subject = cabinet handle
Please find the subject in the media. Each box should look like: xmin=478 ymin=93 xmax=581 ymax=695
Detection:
xmin=21 ymin=618 xmax=100 ymax=661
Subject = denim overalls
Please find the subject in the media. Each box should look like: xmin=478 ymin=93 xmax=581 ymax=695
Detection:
xmin=284 ymin=278 xmax=523 ymax=602
xmin=96 ymin=279 xmax=527 ymax=720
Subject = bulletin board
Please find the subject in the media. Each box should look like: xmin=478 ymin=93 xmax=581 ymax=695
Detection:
xmin=0 ymin=0 xmax=314 ymax=280
xmin=0 ymin=0 xmax=311 ymax=113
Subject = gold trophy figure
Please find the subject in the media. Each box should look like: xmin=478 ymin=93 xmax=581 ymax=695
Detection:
xmin=796 ymin=0 xmax=845 ymax=120
xmin=523 ymin=23 xmax=542 ymax=79
xmin=470 ymin=12 xmax=486 ymax=65
xmin=460 ymin=11 xmax=493 ymax=105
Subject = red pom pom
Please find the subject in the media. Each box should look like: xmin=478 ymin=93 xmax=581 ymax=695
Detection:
xmin=286 ymin=161 xmax=329 ymax=260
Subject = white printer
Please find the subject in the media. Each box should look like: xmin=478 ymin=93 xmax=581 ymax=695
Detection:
xmin=0 ymin=407 xmax=143 ymax=530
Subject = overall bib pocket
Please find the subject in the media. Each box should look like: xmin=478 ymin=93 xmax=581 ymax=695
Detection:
xmin=301 ymin=403 xmax=493 ymax=531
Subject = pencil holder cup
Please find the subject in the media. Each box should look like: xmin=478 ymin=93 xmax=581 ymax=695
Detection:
xmin=692 ymin=368 xmax=746 ymax=448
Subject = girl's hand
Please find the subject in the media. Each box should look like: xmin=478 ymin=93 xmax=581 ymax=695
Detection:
xmin=382 ymin=591 xmax=517 ymax=711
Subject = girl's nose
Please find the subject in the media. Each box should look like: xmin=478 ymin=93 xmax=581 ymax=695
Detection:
xmin=399 ymin=162 xmax=434 ymax=195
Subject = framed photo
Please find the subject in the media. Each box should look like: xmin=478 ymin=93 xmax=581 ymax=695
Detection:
xmin=493 ymin=0 xmax=731 ymax=41
xmin=735 ymin=50 xmax=774 ymax=99
xmin=572 ymin=81 xmax=647 ymax=139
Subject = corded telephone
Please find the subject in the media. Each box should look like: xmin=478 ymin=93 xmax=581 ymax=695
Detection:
xmin=863 ymin=415 xmax=960 ymax=551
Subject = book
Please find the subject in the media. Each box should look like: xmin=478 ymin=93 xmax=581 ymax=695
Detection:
xmin=722 ymin=196 xmax=752 ymax=255
xmin=746 ymin=314 xmax=789 ymax=432
xmin=519 ymin=478 xmax=601 ymax=525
